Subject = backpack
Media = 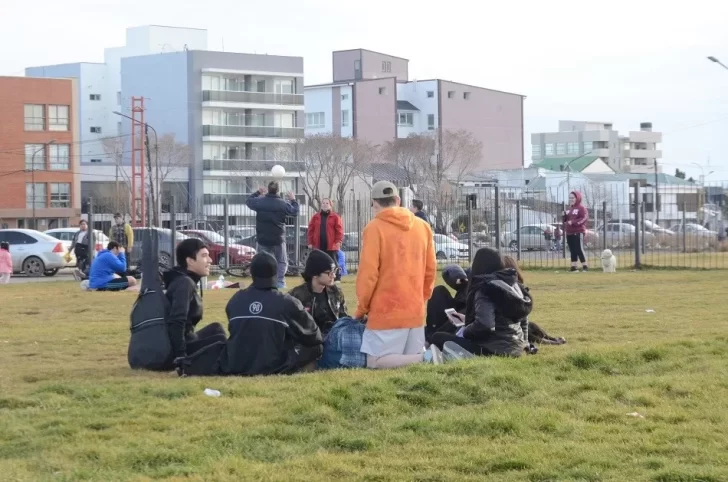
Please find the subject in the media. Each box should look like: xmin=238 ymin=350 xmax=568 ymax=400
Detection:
xmin=318 ymin=317 xmax=366 ymax=369
xmin=128 ymin=229 xmax=173 ymax=370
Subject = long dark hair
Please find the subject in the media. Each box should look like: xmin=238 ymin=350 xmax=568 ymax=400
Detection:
xmin=471 ymin=247 xmax=504 ymax=277
xmin=501 ymin=255 xmax=524 ymax=284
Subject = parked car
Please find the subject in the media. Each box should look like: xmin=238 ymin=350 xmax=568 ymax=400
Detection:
xmin=0 ymin=229 xmax=67 ymax=276
xmin=457 ymin=232 xmax=492 ymax=249
xmin=180 ymin=229 xmax=256 ymax=267
xmin=669 ymin=223 xmax=717 ymax=237
xmin=219 ymin=226 xmax=256 ymax=244
xmin=551 ymin=224 xmax=600 ymax=249
xmin=238 ymin=227 xmax=310 ymax=263
xmin=502 ymin=224 xmax=555 ymax=251
xmin=341 ymin=232 xmax=360 ymax=252
xmin=44 ymin=228 xmax=109 ymax=267
xmin=597 ymin=223 xmax=655 ymax=248
xmin=129 ymin=228 xmax=189 ymax=269
xmin=434 ymin=234 xmax=469 ymax=260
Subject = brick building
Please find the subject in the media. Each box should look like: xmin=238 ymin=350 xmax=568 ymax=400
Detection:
xmin=0 ymin=76 xmax=80 ymax=229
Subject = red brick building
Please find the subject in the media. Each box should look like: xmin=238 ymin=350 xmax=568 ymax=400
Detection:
xmin=0 ymin=76 xmax=80 ymax=229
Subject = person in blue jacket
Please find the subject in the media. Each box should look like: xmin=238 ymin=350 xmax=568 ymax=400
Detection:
xmin=88 ymin=241 xmax=137 ymax=291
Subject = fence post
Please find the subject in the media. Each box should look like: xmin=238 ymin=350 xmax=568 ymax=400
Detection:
xmin=515 ymin=199 xmax=521 ymax=260
xmin=467 ymin=195 xmax=474 ymax=263
xmin=170 ymin=197 xmax=177 ymax=267
xmin=356 ymin=199 xmax=362 ymax=255
xmin=640 ymin=201 xmax=646 ymax=254
xmin=222 ymin=198 xmax=229 ymax=269
xmin=682 ymin=203 xmax=687 ymax=253
xmin=294 ymin=195 xmax=302 ymax=266
xmin=634 ymin=183 xmax=641 ymax=269
xmin=602 ymin=201 xmax=607 ymax=250
xmin=494 ymin=185 xmax=501 ymax=251
xmin=562 ymin=202 xmax=567 ymax=258
xmin=88 ymin=198 xmax=96 ymax=264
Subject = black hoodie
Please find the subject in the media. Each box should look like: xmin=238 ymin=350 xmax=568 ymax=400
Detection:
xmin=163 ymin=267 xmax=203 ymax=357
xmin=464 ymin=268 xmax=533 ymax=357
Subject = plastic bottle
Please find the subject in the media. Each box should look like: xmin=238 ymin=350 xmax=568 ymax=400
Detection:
xmin=215 ymin=274 xmax=225 ymax=289
xmin=203 ymin=388 xmax=221 ymax=397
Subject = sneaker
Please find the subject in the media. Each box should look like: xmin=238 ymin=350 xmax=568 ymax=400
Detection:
xmin=72 ymin=268 xmax=82 ymax=281
xmin=570 ymin=266 xmax=579 ymax=272
xmin=442 ymin=341 xmax=475 ymax=361
xmin=582 ymin=265 xmax=589 ymax=272
xmin=424 ymin=345 xmax=444 ymax=365
xmin=80 ymin=279 xmax=90 ymax=291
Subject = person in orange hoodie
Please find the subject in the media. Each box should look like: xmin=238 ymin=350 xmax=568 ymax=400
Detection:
xmin=355 ymin=181 xmax=442 ymax=368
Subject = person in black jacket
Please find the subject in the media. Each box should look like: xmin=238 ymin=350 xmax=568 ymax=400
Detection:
xmin=165 ymin=239 xmax=226 ymax=362
xmin=218 ymin=251 xmax=323 ymax=376
xmin=430 ymin=248 xmax=532 ymax=357
xmin=425 ymin=265 xmax=469 ymax=342
xmin=246 ymin=181 xmax=300 ymax=289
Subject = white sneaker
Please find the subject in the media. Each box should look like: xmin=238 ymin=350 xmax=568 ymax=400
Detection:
xmin=424 ymin=345 xmax=444 ymax=365
xmin=80 ymin=280 xmax=90 ymax=291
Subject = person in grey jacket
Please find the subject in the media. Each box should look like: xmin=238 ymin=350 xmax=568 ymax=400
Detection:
xmin=430 ymin=247 xmax=532 ymax=357
xmin=246 ymin=181 xmax=300 ymax=288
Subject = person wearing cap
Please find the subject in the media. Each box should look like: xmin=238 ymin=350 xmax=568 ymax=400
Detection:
xmin=289 ymin=249 xmax=348 ymax=337
xmin=355 ymin=181 xmax=442 ymax=367
xmin=218 ymin=252 xmax=323 ymax=376
xmin=425 ymin=265 xmax=469 ymax=343
xmin=306 ymin=198 xmax=344 ymax=282
xmin=108 ymin=213 xmax=134 ymax=273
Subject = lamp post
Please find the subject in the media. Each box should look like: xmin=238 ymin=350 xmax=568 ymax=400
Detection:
xmin=30 ymin=140 xmax=55 ymax=230
xmin=707 ymin=56 xmax=728 ymax=71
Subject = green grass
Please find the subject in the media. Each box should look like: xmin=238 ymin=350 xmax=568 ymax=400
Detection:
xmin=2 ymin=271 xmax=728 ymax=481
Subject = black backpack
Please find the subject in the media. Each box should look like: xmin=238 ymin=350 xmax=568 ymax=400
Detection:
xmin=128 ymin=229 xmax=173 ymax=370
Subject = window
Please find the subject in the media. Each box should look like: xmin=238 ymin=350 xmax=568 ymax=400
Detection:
xmin=545 ymin=143 xmax=555 ymax=155
xmin=382 ymin=61 xmax=392 ymax=73
xmin=25 ymin=144 xmax=45 ymax=170
xmin=426 ymin=91 xmax=434 ymax=98
xmin=1 ymin=231 xmax=37 ymax=245
xmin=117 ymin=91 xmax=121 ymax=104
xmin=89 ymin=94 xmax=101 ymax=101
xmin=582 ymin=141 xmax=593 ymax=152
xmin=556 ymin=143 xmax=565 ymax=155
xmin=427 ymin=114 xmax=435 ymax=131
xmin=341 ymin=94 xmax=349 ymax=100
xmin=49 ymin=144 xmax=70 ymax=170
xmin=342 ymin=110 xmax=350 ymax=127
xmin=305 ymin=112 xmax=325 ymax=128
xmin=463 ymin=92 xmax=471 ymax=100
xmin=48 ymin=105 xmax=69 ymax=131
xmin=90 ymin=159 xmax=102 ymax=163
xmin=531 ymin=144 xmax=541 ymax=158
xmin=24 ymin=104 xmax=44 ymax=131
xmin=567 ymin=142 xmax=579 ymax=154
xmin=447 ymin=91 xmax=455 ymax=99
xmin=398 ymin=112 xmax=414 ymax=127
xmin=378 ymin=87 xmax=386 ymax=95
xmin=26 ymin=183 xmax=46 ymax=209
xmin=90 ymin=126 xmax=102 ymax=133
xmin=50 ymin=183 xmax=71 ymax=208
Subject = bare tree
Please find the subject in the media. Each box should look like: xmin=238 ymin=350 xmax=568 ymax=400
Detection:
xmin=100 ymin=136 xmax=132 ymax=215
xmin=151 ymin=134 xmax=191 ymax=225
xmin=381 ymin=133 xmax=435 ymax=190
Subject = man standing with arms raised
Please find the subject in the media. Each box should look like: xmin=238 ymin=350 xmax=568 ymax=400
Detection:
xmin=246 ymin=181 xmax=299 ymax=289
xmin=355 ymin=181 xmax=441 ymax=368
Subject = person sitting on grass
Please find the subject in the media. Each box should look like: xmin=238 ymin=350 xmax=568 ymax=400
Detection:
xmin=88 ymin=241 xmax=137 ymax=291
xmin=430 ymin=247 xmax=532 ymax=357
xmin=288 ymin=249 xmax=348 ymax=337
xmin=425 ymin=265 xmax=469 ymax=342
xmin=165 ymin=239 xmax=227 ymax=364
xmin=217 ymin=252 xmax=323 ymax=376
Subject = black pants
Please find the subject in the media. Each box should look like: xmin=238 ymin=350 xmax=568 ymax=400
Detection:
xmin=325 ymin=250 xmax=341 ymax=281
xmin=566 ymin=233 xmax=586 ymax=263
xmin=289 ymin=344 xmax=323 ymax=373
xmin=176 ymin=323 xmax=228 ymax=376
xmin=187 ymin=323 xmax=227 ymax=353
xmin=528 ymin=321 xmax=561 ymax=344
xmin=430 ymin=332 xmax=496 ymax=357
xmin=425 ymin=286 xmax=460 ymax=342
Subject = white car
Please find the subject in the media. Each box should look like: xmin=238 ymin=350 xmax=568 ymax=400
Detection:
xmin=434 ymin=234 xmax=469 ymax=260
xmin=44 ymin=228 xmax=109 ymax=267
xmin=0 ymin=229 xmax=68 ymax=276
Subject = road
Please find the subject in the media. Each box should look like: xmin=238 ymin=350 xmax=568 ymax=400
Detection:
xmin=8 ymin=269 xmax=77 ymax=283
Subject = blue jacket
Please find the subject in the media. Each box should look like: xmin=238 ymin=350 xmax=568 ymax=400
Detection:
xmin=246 ymin=192 xmax=299 ymax=246
xmin=89 ymin=250 xmax=127 ymax=289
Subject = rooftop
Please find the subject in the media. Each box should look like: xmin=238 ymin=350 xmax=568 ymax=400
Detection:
xmin=396 ymin=100 xmax=419 ymax=111
xmin=531 ymin=156 xmax=601 ymax=173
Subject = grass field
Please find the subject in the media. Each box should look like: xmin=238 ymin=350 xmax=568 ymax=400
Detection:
xmin=2 ymin=271 xmax=728 ymax=482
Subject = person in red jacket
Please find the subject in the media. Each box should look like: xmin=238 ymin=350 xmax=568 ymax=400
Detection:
xmin=563 ymin=190 xmax=589 ymax=272
xmin=307 ymin=198 xmax=344 ymax=281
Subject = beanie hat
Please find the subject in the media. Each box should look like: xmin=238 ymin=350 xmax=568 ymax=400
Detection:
xmin=250 ymin=252 xmax=277 ymax=289
xmin=303 ymin=249 xmax=336 ymax=281
xmin=442 ymin=265 xmax=468 ymax=291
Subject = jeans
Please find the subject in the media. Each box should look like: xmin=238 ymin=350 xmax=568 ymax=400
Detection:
xmin=257 ymin=243 xmax=288 ymax=288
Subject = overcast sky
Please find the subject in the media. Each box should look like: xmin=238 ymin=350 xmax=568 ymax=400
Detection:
xmin=3 ymin=0 xmax=728 ymax=181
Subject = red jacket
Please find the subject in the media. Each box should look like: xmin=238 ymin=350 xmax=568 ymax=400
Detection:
xmin=307 ymin=210 xmax=344 ymax=251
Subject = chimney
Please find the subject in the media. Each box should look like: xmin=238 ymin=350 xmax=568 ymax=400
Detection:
xmin=640 ymin=122 xmax=652 ymax=132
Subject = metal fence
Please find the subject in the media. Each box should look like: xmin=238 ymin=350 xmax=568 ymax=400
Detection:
xmin=84 ymin=180 xmax=728 ymax=274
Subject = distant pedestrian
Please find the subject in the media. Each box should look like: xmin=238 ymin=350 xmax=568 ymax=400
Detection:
xmin=0 ymin=242 xmax=12 ymax=284
xmin=307 ymin=198 xmax=344 ymax=282
xmin=108 ymin=213 xmax=134 ymax=273
xmin=410 ymin=199 xmax=429 ymax=225
xmin=563 ymin=191 xmax=589 ymax=272
xmin=554 ymin=225 xmax=563 ymax=251
xmin=246 ymin=181 xmax=300 ymax=289
xmin=70 ymin=219 xmax=91 ymax=280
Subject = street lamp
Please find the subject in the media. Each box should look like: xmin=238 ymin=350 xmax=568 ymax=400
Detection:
xmin=30 ymin=140 xmax=55 ymax=230
xmin=707 ymin=56 xmax=728 ymax=71
xmin=691 ymin=162 xmax=715 ymax=185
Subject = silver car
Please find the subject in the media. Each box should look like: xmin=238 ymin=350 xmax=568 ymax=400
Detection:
xmin=0 ymin=229 xmax=67 ymax=276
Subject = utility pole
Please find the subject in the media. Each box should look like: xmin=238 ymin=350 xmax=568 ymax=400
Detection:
xmin=654 ymin=159 xmax=659 ymax=225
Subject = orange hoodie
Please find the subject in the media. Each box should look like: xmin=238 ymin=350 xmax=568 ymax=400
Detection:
xmin=354 ymin=207 xmax=437 ymax=330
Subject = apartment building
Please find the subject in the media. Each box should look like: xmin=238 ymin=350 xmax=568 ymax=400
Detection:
xmin=304 ymin=49 xmax=525 ymax=171
xmin=531 ymin=120 xmax=662 ymax=174
xmin=0 ymin=77 xmax=80 ymax=229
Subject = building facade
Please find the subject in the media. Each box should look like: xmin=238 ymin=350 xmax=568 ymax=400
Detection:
xmin=531 ymin=120 xmax=663 ymax=174
xmin=305 ymin=49 xmax=525 ymax=171
xmin=0 ymin=76 xmax=80 ymax=229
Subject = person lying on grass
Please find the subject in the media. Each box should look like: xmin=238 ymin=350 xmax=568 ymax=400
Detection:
xmin=430 ymin=247 xmax=532 ymax=357
xmin=288 ymin=249 xmax=348 ymax=338
xmin=88 ymin=241 xmax=137 ymax=291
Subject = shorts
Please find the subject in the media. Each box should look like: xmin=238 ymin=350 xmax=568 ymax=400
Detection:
xmin=97 ymin=278 xmax=129 ymax=291
xmin=360 ymin=327 xmax=425 ymax=357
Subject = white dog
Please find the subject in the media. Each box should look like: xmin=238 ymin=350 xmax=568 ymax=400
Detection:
xmin=601 ymin=249 xmax=617 ymax=273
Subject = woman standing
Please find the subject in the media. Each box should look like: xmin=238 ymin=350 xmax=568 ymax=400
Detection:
xmin=563 ymin=191 xmax=589 ymax=272
xmin=307 ymin=198 xmax=344 ymax=282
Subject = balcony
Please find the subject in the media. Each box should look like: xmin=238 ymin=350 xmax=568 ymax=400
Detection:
xmin=203 ymin=159 xmax=304 ymax=172
xmin=202 ymin=125 xmax=304 ymax=140
xmin=202 ymin=90 xmax=304 ymax=106
xmin=626 ymin=149 xmax=661 ymax=159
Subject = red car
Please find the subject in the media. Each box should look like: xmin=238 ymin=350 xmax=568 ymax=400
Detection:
xmin=180 ymin=230 xmax=256 ymax=267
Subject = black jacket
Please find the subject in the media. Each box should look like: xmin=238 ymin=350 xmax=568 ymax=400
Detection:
xmin=288 ymin=282 xmax=348 ymax=335
xmin=246 ymin=192 xmax=300 ymax=246
xmin=464 ymin=268 xmax=532 ymax=357
xmin=414 ymin=210 xmax=429 ymax=224
xmin=219 ymin=281 xmax=322 ymax=376
xmin=163 ymin=268 xmax=203 ymax=357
